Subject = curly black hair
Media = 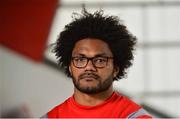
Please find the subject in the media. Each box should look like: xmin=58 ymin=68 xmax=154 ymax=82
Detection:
xmin=53 ymin=8 xmax=137 ymax=81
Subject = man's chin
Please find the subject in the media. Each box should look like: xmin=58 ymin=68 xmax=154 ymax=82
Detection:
xmin=78 ymin=80 xmax=99 ymax=87
xmin=77 ymin=86 xmax=100 ymax=94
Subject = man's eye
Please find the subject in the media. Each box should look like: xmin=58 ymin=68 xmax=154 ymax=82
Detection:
xmin=74 ymin=57 xmax=86 ymax=62
xmin=95 ymin=58 xmax=106 ymax=63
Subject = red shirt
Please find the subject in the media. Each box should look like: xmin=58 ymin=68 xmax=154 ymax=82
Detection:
xmin=47 ymin=92 xmax=152 ymax=118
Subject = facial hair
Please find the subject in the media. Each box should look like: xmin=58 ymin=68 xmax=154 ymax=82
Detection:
xmin=72 ymin=72 xmax=113 ymax=94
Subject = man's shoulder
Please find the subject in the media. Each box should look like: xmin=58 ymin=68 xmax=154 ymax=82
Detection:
xmin=114 ymin=92 xmax=141 ymax=108
xmin=119 ymin=97 xmax=152 ymax=118
xmin=114 ymin=92 xmax=152 ymax=118
xmin=46 ymin=97 xmax=71 ymax=116
xmin=49 ymin=97 xmax=71 ymax=112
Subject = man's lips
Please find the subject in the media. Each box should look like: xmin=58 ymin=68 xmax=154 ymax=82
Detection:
xmin=81 ymin=77 xmax=97 ymax=81
xmin=79 ymin=73 xmax=99 ymax=81
xmin=80 ymin=76 xmax=97 ymax=80
xmin=82 ymin=78 xmax=96 ymax=82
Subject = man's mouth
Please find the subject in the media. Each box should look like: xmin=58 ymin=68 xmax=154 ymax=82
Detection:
xmin=82 ymin=77 xmax=97 ymax=81
xmin=79 ymin=73 xmax=99 ymax=81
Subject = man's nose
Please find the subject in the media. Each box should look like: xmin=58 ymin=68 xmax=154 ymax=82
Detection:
xmin=85 ymin=60 xmax=97 ymax=71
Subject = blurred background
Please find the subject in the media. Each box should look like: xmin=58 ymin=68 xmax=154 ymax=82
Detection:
xmin=1 ymin=0 xmax=180 ymax=118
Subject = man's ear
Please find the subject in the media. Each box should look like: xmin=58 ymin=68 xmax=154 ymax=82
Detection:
xmin=69 ymin=66 xmax=72 ymax=75
xmin=113 ymin=66 xmax=119 ymax=78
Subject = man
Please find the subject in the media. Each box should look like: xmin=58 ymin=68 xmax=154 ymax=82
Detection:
xmin=43 ymin=8 xmax=152 ymax=118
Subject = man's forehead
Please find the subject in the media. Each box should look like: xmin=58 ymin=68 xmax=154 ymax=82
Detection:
xmin=72 ymin=52 xmax=110 ymax=57
xmin=72 ymin=39 xmax=113 ymax=56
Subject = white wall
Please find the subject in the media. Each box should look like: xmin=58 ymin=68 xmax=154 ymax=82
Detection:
xmin=0 ymin=47 xmax=3 ymax=117
xmin=0 ymin=46 xmax=73 ymax=117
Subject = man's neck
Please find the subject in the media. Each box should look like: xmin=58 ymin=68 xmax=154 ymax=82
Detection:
xmin=73 ymin=87 xmax=113 ymax=106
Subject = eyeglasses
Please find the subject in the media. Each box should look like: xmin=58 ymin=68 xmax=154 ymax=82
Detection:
xmin=71 ymin=56 xmax=113 ymax=68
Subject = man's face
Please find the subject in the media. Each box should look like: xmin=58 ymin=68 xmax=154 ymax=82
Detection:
xmin=69 ymin=38 xmax=118 ymax=94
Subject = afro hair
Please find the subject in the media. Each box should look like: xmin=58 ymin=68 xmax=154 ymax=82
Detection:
xmin=53 ymin=8 xmax=137 ymax=80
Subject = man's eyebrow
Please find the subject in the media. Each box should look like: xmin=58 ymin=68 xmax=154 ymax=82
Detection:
xmin=94 ymin=53 xmax=109 ymax=57
xmin=72 ymin=54 xmax=86 ymax=57
xmin=73 ymin=53 xmax=109 ymax=57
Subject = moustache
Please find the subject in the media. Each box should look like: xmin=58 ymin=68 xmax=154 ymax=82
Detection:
xmin=79 ymin=73 xmax=100 ymax=80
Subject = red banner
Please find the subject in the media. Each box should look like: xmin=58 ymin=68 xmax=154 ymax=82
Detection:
xmin=0 ymin=0 xmax=58 ymax=62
